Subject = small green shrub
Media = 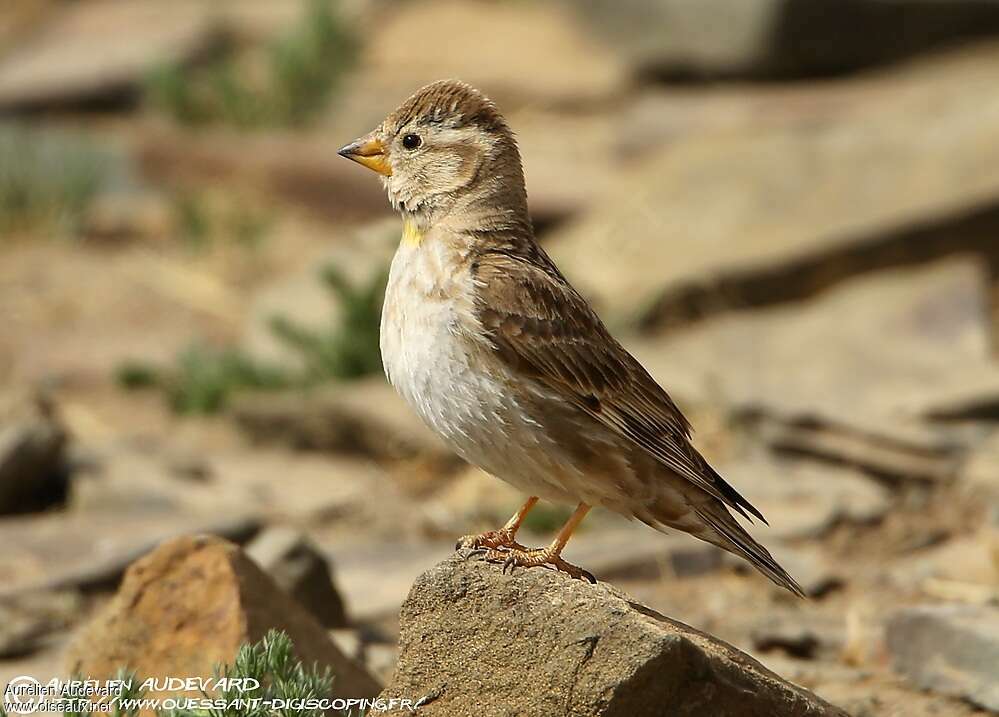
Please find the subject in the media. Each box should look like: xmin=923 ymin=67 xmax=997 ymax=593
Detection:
xmin=116 ymin=265 xmax=386 ymax=415
xmin=146 ymin=0 xmax=356 ymax=129
xmin=163 ymin=631 xmax=343 ymax=717
xmin=59 ymin=631 xmax=351 ymax=717
xmin=269 ymin=265 xmax=386 ymax=382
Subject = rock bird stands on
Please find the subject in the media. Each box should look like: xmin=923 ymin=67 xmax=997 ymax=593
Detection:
xmin=339 ymin=80 xmax=803 ymax=595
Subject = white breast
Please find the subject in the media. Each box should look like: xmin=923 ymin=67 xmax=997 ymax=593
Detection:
xmin=379 ymin=232 xmax=583 ymax=504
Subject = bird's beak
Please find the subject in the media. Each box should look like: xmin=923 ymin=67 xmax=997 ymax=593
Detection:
xmin=337 ymin=134 xmax=392 ymax=176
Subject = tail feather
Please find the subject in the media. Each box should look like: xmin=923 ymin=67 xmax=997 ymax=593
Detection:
xmin=695 ymin=503 xmax=805 ymax=598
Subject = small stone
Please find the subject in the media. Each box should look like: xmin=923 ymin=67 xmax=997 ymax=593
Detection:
xmin=246 ymin=527 xmax=348 ymax=629
xmin=886 ymin=604 xmax=999 ymax=712
xmin=0 ymin=393 xmax=68 ymax=515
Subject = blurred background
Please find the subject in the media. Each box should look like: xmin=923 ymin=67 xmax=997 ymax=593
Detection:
xmin=1 ymin=1 xmax=999 ymax=714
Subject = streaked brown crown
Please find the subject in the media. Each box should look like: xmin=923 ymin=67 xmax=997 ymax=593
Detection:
xmin=388 ymin=80 xmax=512 ymax=139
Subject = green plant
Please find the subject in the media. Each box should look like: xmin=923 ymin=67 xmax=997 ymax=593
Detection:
xmin=162 ymin=631 xmax=344 ymax=717
xmin=168 ymin=345 xmax=291 ymax=415
xmin=269 ymin=265 xmax=386 ymax=382
xmin=57 ymin=632 xmax=350 ymax=717
xmin=116 ymin=264 xmax=386 ymax=414
xmin=0 ymin=123 xmax=112 ymax=237
xmin=146 ymin=0 xmax=356 ymax=129
xmin=64 ymin=668 xmax=142 ymax=717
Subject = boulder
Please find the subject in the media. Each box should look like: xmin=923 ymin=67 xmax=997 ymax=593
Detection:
xmin=546 ymin=45 xmax=999 ymax=330
xmin=65 ymin=535 xmax=380 ymax=701
xmin=629 ymin=261 xmax=988 ymax=478
xmin=349 ymin=0 xmax=625 ymax=113
xmin=575 ymin=0 xmax=999 ymax=79
xmin=377 ymin=553 xmax=847 ymax=716
xmin=886 ymin=605 xmax=999 ymax=712
xmin=0 ymin=0 xmax=224 ymax=111
xmin=246 ymin=526 xmax=349 ymax=629
xmin=0 ymin=393 xmax=68 ymax=514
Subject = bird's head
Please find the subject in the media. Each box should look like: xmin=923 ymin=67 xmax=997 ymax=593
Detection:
xmin=338 ymin=80 xmax=528 ymax=227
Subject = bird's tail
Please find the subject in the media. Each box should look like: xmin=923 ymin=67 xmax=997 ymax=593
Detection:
xmin=694 ymin=502 xmax=805 ymax=597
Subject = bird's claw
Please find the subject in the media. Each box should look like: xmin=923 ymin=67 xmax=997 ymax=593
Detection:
xmin=483 ymin=546 xmax=596 ymax=584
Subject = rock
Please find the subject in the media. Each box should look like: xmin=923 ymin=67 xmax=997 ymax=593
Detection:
xmin=65 ymin=535 xmax=380 ymax=701
xmin=350 ymin=0 xmax=625 ymax=112
xmin=378 ymin=553 xmax=847 ymax=716
xmin=751 ymin=611 xmax=845 ymax=660
xmin=0 ymin=392 xmax=68 ymax=514
xmin=547 ymin=45 xmax=999 ymax=330
xmin=716 ymin=454 xmax=892 ymax=540
xmin=331 ymin=540 xmax=451 ymax=623
xmin=0 ymin=512 xmax=259 ymax=597
xmin=207 ymin=448 xmax=394 ymax=524
xmin=0 ymin=589 xmax=83 ymax=658
xmin=886 ymin=604 xmax=999 ymax=712
xmin=0 ymin=0 xmax=225 ymax=111
xmin=888 ymin=532 xmax=999 ymax=597
xmin=575 ymin=0 xmax=999 ymax=79
xmin=630 ymin=261 xmax=989 ymax=478
xmin=963 ymin=429 xmax=999 ymax=498
xmin=231 ymin=379 xmax=452 ymax=463
xmin=246 ymin=527 xmax=348 ymax=629
xmin=741 ymin=408 xmax=961 ymax=484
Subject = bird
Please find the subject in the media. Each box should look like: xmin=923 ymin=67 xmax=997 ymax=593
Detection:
xmin=338 ymin=79 xmax=803 ymax=596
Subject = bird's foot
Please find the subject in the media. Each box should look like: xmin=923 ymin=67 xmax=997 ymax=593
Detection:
xmin=483 ymin=546 xmax=596 ymax=584
xmin=455 ymin=528 xmax=526 ymax=552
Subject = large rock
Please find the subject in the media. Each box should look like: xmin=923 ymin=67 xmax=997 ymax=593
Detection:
xmin=0 ymin=0 xmax=224 ymax=111
xmin=575 ymin=0 xmax=999 ymax=79
xmin=886 ymin=605 xmax=999 ymax=712
xmin=629 ymin=260 xmax=987 ymax=478
xmin=377 ymin=553 xmax=846 ymax=716
xmin=350 ymin=0 xmax=625 ymax=113
xmin=65 ymin=535 xmax=380 ymax=701
xmin=0 ymin=393 xmax=68 ymax=514
xmin=546 ymin=44 xmax=999 ymax=330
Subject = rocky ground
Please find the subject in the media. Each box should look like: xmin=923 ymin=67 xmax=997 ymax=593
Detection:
xmin=2 ymin=1 xmax=999 ymax=715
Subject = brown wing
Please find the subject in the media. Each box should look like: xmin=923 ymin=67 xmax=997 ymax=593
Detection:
xmin=472 ymin=247 xmax=765 ymax=523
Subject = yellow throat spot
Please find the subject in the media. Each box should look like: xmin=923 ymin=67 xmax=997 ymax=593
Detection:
xmin=401 ymin=220 xmax=424 ymax=247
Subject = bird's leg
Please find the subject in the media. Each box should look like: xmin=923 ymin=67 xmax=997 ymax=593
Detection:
xmin=485 ymin=503 xmax=595 ymax=583
xmin=456 ymin=496 xmax=538 ymax=551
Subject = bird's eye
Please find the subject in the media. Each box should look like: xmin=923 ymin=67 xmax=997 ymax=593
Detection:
xmin=402 ymin=134 xmax=422 ymax=150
